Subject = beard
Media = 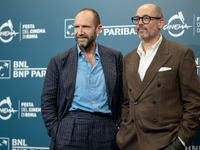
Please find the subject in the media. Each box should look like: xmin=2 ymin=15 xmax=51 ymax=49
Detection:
xmin=137 ymin=26 xmax=158 ymax=41
xmin=75 ymin=32 xmax=96 ymax=50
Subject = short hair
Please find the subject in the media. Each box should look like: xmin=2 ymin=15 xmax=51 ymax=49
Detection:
xmin=77 ymin=8 xmax=101 ymax=27
xmin=154 ymin=5 xmax=163 ymax=18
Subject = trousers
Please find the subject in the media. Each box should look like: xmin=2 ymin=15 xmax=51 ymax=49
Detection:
xmin=160 ymin=137 xmax=185 ymax=150
xmin=55 ymin=111 xmax=119 ymax=150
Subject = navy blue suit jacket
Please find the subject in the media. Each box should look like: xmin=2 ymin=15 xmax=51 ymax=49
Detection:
xmin=41 ymin=44 xmax=123 ymax=148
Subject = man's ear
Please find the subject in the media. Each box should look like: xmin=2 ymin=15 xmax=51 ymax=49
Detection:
xmin=96 ymin=24 xmax=102 ymax=35
xmin=159 ymin=18 xmax=165 ymax=30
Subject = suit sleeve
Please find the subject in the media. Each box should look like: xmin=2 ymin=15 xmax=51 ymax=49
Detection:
xmin=116 ymin=52 xmax=124 ymax=125
xmin=41 ymin=57 xmax=60 ymax=139
xmin=121 ymin=57 xmax=130 ymax=122
xmin=178 ymin=48 xmax=200 ymax=146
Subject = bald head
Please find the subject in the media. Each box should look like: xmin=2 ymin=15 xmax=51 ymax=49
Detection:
xmin=137 ymin=4 xmax=163 ymax=18
xmin=76 ymin=8 xmax=101 ymax=27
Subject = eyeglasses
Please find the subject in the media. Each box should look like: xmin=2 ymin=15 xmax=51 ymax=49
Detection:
xmin=131 ymin=15 xmax=161 ymax=25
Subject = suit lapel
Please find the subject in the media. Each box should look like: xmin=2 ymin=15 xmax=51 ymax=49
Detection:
xmin=123 ymin=49 xmax=143 ymax=103
xmin=98 ymin=45 xmax=116 ymax=105
xmin=134 ymin=37 xmax=172 ymax=101
xmin=62 ymin=46 xmax=78 ymax=110
xmin=128 ymin=51 xmax=142 ymax=94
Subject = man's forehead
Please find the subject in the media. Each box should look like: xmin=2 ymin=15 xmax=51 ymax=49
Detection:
xmin=136 ymin=7 xmax=155 ymax=16
xmin=75 ymin=11 xmax=94 ymax=22
xmin=76 ymin=10 xmax=93 ymax=18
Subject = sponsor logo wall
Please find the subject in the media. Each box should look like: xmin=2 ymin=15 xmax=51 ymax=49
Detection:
xmin=0 ymin=0 xmax=200 ymax=149
xmin=0 ymin=20 xmax=46 ymax=43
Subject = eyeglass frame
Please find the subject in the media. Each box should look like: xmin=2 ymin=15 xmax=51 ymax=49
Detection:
xmin=131 ymin=15 xmax=162 ymax=25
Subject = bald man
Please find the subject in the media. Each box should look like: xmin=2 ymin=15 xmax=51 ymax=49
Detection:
xmin=116 ymin=4 xmax=200 ymax=150
xmin=41 ymin=8 xmax=123 ymax=150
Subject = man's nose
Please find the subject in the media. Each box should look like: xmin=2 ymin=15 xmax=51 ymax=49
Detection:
xmin=138 ymin=18 xmax=143 ymax=24
xmin=77 ymin=27 xmax=84 ymax=35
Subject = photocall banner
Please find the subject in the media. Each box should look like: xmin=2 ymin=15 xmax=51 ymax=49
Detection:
xmin=0 ymin=0 xmax=200 ymax=149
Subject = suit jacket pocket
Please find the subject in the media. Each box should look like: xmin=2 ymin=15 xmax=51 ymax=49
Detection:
xmin=157 ymin=69 xmax=176 ymax=84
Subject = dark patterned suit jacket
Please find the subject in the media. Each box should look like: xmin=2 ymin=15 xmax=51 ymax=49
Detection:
xmin=41 ymin=44 xmax=123 ymax=149
xmin=116 ymin=37 xmax=200 ymax=150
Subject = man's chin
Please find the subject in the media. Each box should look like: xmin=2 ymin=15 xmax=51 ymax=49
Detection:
xmin=139 ymin=34 xmax=149 ymax=40
xmin=78 ymin=43 xmax=87 ymax=48
xmin=78 ymin=40 xmax=86 ymax=45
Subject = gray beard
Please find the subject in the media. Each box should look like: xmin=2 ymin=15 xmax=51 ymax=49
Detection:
xmin=77 ymin=34 xmax=96 ymax=50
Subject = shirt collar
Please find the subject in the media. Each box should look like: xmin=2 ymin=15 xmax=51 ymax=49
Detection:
xmin=137 ymin=34 xmax=163 ymax=56
xmin=77 ymin=43 xmax=100 ymax=57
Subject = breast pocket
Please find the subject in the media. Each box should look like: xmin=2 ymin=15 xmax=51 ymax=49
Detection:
xmin=156 ymin=69 xmax=179 ymax=95
xmin=157 ymin=69 xmax=176 ymax=83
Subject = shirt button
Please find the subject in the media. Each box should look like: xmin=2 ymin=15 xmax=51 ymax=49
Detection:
xmin=92 ymin=88 xmax=94 ymax=90
xmin=134 ymin=101 xmax=138 ymax=105
xmin=91 ymin=74 xmax=93 ymax=76
xmin=93 ymin=101 xmax=95 ymax=104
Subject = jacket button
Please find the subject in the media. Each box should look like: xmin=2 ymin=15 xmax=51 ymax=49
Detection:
xmin=131 ymin=119 xmax=134 ymax=123
xmin=157 ymin=84 xmax=161 ymax=87
xmin=153 ymin=101 xmax=157 ymax=104
xmin=153 ymin=118 xmax=157 ymax=123
xmin=129 ymin=88 xmax=131 ymax=91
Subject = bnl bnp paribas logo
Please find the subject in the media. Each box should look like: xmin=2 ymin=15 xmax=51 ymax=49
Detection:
xmin=0 ymin=138 xmax=9 ymax=150
xmin=0 ymin=19 xmax=46 ymax=43
xmin=196 ymin=57 xmax=200 ymax=78
xmin=163 ymin=11 xmax=192 ymax=37
xmin=0 ymin=138 xmax=49 ymax=150
xmin=64 ymin=19 xmax=137 ymax=38
xmin=0 ymin=60 xmax=46 ymax=79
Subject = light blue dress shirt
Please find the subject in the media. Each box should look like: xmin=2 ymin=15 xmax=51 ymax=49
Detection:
xmin=69 ymin=44 xmax=111 ymax=114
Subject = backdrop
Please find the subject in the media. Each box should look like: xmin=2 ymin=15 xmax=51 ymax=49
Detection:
xmin=0 ymin=0 xmax=200 ymax=149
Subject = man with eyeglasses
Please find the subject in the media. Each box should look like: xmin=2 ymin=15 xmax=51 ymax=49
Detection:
xmin=116 ymin=3 xmax=200 ymax=150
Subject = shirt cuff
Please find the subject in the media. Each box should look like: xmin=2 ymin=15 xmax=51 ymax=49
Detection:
xmin=178 ymin=136 xmax=185 ymax=146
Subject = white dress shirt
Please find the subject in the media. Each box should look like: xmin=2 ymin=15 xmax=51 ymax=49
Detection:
xmin=137 ymin=35 xmax=162 ymax=81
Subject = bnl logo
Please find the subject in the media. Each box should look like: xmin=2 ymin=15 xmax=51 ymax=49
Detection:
xmin=0 ymin=60 xmax=11 ymax=79
xmin=0 ymin=138 xmax=9 ymax=150
xmin=64 ymin=19 xmax=74 ymax=38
